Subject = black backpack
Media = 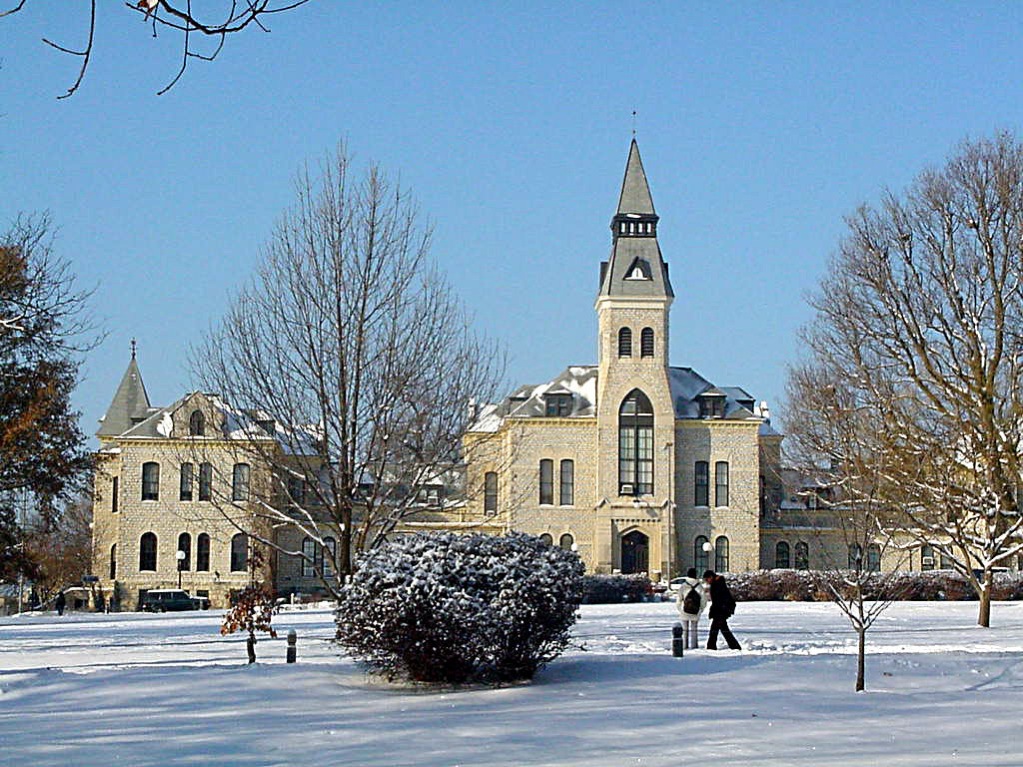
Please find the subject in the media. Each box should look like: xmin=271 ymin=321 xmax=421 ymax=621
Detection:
xmin=682 ymin=583 xmax=701 ymax=615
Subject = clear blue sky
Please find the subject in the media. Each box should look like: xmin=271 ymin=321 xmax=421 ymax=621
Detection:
xmin=4 ymin=2 xmax=1023 ymax=442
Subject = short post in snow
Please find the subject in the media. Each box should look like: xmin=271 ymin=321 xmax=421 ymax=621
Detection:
xmin=672 ymin=622 xmax=685 ymax=658
xmin=286 ymin=629 xmax=297 ymax=664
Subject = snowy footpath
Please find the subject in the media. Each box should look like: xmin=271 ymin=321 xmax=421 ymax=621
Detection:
xmin=1 ymin=601 xmax=1022 ymax=766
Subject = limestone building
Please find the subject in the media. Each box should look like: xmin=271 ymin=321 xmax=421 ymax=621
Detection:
xmin=463 ymin=140 xmax=800 ymax=578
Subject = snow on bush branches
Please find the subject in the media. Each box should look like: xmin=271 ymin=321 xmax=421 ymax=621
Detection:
xmin=334 ymin=532 xmax=585 ymax=684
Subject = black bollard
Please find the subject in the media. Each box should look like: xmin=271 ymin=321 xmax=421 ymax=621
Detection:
xmin=672 ymin=622 xmax=685 ymax=658
xmin=286 ymin=629 xmax=297 ymax=664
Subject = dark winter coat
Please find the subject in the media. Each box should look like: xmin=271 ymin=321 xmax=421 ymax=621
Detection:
xmin=707 ymin=576 xmax=736 ymax=620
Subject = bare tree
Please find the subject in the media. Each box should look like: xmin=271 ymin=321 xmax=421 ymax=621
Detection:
xmin=789 ymin=132 xmax=1023 ymax=627
xmin=189 ymin=144 xmax=504 ymax=597
xmin=1 ymin=1 xmax=310 ymax=98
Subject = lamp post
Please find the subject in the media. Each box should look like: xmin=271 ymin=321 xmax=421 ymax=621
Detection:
xmin=176 ymin=550 xmax=186 ymax=589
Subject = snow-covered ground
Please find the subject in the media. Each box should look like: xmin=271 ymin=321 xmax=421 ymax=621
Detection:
xmin=1 ymin=600 xmax=1021 ymax=766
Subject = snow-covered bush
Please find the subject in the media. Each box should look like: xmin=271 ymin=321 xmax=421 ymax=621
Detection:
xmin=580 ymin=573 xmax=652 ymax=604
xmin=335 ymin=532 xmax=585 ymax=684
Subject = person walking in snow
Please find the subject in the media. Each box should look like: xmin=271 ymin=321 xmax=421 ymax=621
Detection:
xmin=675 ymin=567 xmax=706 ymax=649
xmin=54 ymin=591 xmax=66 ymax=617
xmin=703 ymin=570 xmax=740 ymax=650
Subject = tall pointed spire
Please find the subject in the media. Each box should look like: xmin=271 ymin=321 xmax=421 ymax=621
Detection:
xmin=97 ymin=344 xmax=152 ymax=438
xmin=616 ymin=138 xmax=656 ymax=216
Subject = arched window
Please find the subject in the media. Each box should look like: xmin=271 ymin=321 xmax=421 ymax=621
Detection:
xmin=230 ymin=533 xmax=248 ymax=572
xmin=560 ymin=459 xmax=574 ymax=506
xmin=539 ymin=533 xmax=553 ymax=546
xmin=715 ymin=461 xmax=729 ymax=507
xmin=198 ymin=462 xmax=213 ymax=501
xmin=109 ymin=544 xmax=117 ymax=580
xmin=559 ymin=533 xmax=575 ymax=551
xmin=619 ymin=390 xmax=653 ymax=495
xmin=139 ymin=532 xmax=157 ymax=571
xmin=618 ymin=327 xmax=632 ymax=358
xmin=189 ymin=409 xmax=205 ymax=436
xmin=867 ymin=543 xmax=881 ymax=572
xmin=302 ymin=537 xmax=317 ymax=577
xmin=695 ymin=536 xmax=709 ymax=571
xmin=539 ymin=460 xmax=554 ymax=505
xmin=921 ymin=543 xmax=935 ymax=571
xmin=794 ymin=541 xmax=809 ymax=570
xmin=141 ymin=462 xmax=160 ymax=501
xmin=177 ymin=532 xmax=191 ymax=571
xmin=484 ymin=472 xmax=498 ymax=515
xmin=640 ymin=327 xmax=654 ymax=358
xmin=232 ymin=463 xmax=251 ymax=502
xmin=323 ymin=537 xmax=336 ymax=578
xmin=694 ymin=461 xmax=709 ymax=506
xmin=196 ymin=533 xmax=211 ymax=572
xmin=715 ymin=536 xmax=729 ymax=572
xmin=179 ymin=463 xmax=194 ymax=501
xmin=775 ymin=541 xmax=790 ymax=569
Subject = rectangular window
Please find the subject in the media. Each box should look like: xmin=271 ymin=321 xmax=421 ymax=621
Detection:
xmin=199 ymin=463 xmax=213 ymax=501
xmin=715 ymin=461 xmax=729 ymax=507
xmin=196 ymin=534 xmax=210 ymax=572
xmin=619 ymin=426 xmax=636 ymax=489
xmin=232 ymin=464 xmax=251 ymax=502
xmin=484 ymin=472 xmax=498 ymax=515
xmin=112 ymin=477 xmax=119 ymax=513
xmin=694 ymin=462 xmax=709 ymax=506
xmin=288 ymin=475 xmax=306 ymax=506
xmin=539 ymin=459 xmax=554 ymax=505
xmin=141 ymin=462 xmax=160 ymax=501
xmin=179 ymin=463 xmax=194 ymax=502
xmin=636 ymin=426 xmax=653 ymax=494
xmin=560 ymin=459 xmax=574 ymax=506
xmin=323 ymin=538 xmax=336 ymax=578
xmin=302 ymin=538 xmax=317 ymax=578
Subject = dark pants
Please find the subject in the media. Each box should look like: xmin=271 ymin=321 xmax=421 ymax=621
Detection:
xmin=707 ymin=616 xmax=740 ymax=650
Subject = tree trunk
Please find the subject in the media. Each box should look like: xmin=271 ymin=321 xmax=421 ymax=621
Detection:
xmin=978 ymin=568 xmax=992 ymax=628
xmin=247 ymin=634 xmax=256 ymax=664
xmin=855 ymin=628 xmax=866 ymax=692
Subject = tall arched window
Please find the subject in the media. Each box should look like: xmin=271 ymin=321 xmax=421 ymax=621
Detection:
xmin=775 ymin=541 xmax=790 ymax=569
xmin=177 ymin=532 xmax=191 ymax=571
xmin=618 ymin=327 xmax=632 ymax=358
xmin=619 ymin=390 xmax=653 ymax=495
xmin=715 ymin=461 xmax=729 ymax=507
xmin=109 ymin=544 xmax=117 ymax=580
xmin=484 ymin=472 xmax=498 ymax=515
xmin=559 ymin=533 xmax=575 ymax=550
xmin=141 ymin=462 xmax=160 ymax=501
xmin=139 ymin=532 xmax=157 ymax=571
xmin=640 ymin=327 xmax=654 ymax=358
xmin=794 ymin=541 xmax=809 ymax=570
xmin=230 ymin=533 xmax=248 ymax=572
xmin=232 ymin=463 xmax=251 ymax=502
xmin=539 ymin=460 xmax=554 ymax=504
xmin=867 ymin=543 xmax=881 ymax=572
xmin=323 ymin=537 xmax=336 ymax=578
xmin=539 ymin=533 xmax=553 ymax=546
xmin=179 ymin=463 xmax=194 ymax=501
xmin=695 ymin=536 xmax=709 ymax=571
xmin=196 ymin=533 xmax=211 ymax=572
xmin=198 ymin=462 xmax=213 ymax=501
xmin=560 ymin=459 xmax=574 ymax=506
xmin=715 ymin=536 xmax=730 ymax=572
xmin=189 ymin=409 xmax=205 ymax=436
xmin=694 ymin=461 xmax=709 ymax=506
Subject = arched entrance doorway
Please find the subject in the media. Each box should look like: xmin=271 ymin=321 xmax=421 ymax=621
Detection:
xmin=621 ymin=530 xmax=649 ymax=574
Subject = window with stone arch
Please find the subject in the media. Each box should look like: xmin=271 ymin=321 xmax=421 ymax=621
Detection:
xmin=618 ymin=327 xmax=632 ymax=358
xmin=177 ymin=532 xmax=191 ymax=571
xmin=619 ymin=389 xmax=653 ymax=495
xmin=189 ymin=409 xmax=205 ymax=436
xmin=230 ymin=533 xmax=248 ymax=572
xmin=539 ymin=533 xmax=553 ymax=546
xmin=196 ymin=533 xmax=211 ymax=571
xmin=867 ymin=543 xmax=881 ymax=572
xmin=694 ymin=535 xmax=709 ymax=571
xmin=715 ymin=536 xmax=729 ymax=572
xmin=559 ymin=533 xmax=575 ymax=551
xmin=141 ymin=462 xmax=160 ymax=501
xmin=775 ymin=540 xmax=790 ymax=569
xmin=794 ymin=541 xmax=809 ymax=570
xmin=640 ymin=327 xmax=654 ymax=358
xmin=139 ymin=532 xmax=157 ymax=571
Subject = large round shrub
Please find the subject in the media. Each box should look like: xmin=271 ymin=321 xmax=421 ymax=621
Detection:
xmin=335 ymin=532 xmax=584 ymax=684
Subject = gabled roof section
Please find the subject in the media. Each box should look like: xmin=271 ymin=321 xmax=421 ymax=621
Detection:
xmin=469 ymin=366 xmax=599 ymax=432
xmin=617 ymin=139 xmax=656 ymax=216
xmin=669 ymin=367 xmax=768 ymax=424
xmin=97 ymin=356 xmax=153 ymax=438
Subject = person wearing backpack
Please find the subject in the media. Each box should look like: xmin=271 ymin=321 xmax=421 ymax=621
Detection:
xmin=676 ymin=567 xmax=707 ymax=649
xmin=703 ymin=570 xmax=741 ymax=650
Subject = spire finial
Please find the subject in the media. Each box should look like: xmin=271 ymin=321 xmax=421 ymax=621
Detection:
xmin=631 ymin=109 xmax=637 ymax=138
xmin=130 ymin=337 xmax=137 ymax=360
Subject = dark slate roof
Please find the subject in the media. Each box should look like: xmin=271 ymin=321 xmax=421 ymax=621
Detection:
xmin=96 ymin=357 xmax=153 ymax=438
xmin=617 ymin=139 xmax=656 ymax=216
xmin=668 ymin=367 xmax=761 ymax=420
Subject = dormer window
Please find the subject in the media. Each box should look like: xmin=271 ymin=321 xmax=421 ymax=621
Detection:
xmin=189 ymin=409 xmax=205 ymax=436
xmin=624 ymin=257 xmax=652 ymax=281
xmin=698 ymin=393 xmax=726 ymax=419
xmin=544 ymin=393 xmax=573 ymax=417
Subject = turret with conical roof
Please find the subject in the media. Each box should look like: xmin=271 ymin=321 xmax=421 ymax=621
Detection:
xmin=97 ymin=344 xmax=152 ymax=439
